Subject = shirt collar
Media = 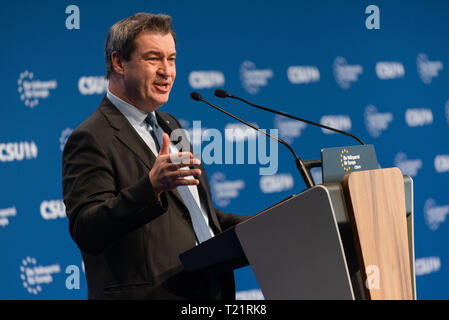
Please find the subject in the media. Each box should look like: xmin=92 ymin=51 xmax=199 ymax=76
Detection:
xmin=106 ymin=89 xmax=156 ymax=127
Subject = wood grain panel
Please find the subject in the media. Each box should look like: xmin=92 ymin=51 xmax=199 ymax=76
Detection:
xmin=343 ymin=168 xmax=413 ymax=300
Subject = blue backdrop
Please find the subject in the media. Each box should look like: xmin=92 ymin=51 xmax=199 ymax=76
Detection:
xmin=1 ymin=0 xmax=449 ymax=299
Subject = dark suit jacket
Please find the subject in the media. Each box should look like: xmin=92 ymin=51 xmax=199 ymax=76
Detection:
xmin=62 ymin=96 xmax=248 ymax=299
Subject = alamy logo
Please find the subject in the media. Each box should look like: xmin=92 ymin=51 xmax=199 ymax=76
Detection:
xmin=224 ymin=122 xmax=258 ymax=142
xmin=417 ymin=53 xmax=443 ymax=84
xmin=0 ymin=206 xmax=17 ymax=227
xmin=424 ymin=199 xmax=449 ymax=231
xmin=287 ymin=66 xmax=320 ymax=84
xmin=178 ymin=119 xmax=206 ymax=147
xmin=405 ymin=108 xmax=433 ymax=127
xmin=333 ymin=57 xmax=363 ymax=89
xmin=189 ymin=71 xmax=225 ymax=89
xmin=365 ymin=5 xmax=380 ymax=30
xmin=65 ymin=261 xmax=86 ymax=290
xmin=0 ymin=141 xmax=38 ymax=162
xmin=40 ymin=200 xmax=66 ymax=220
xmin=211 ymin=172 xmax=245 ymax=207
xmin=240 ymin=60 xmax=273 ymax=94
xmin=20 ymin=257 xmax=61 ymax=295
xmin=365 ymin=265 xmax=380 ymax=290
xmin=320 ymin=115 xmax=352 ymax=134
xmin=18 ymin=71 xmax=57 ymax=108
xmin=172 ymin=121 xmax=279 ymax=175
xmin=394 ymin=152 xmax=422 ymax=177
xmin=78 ymin=76 xmax=108 ymax=95
xmin=65 ymin=5 xmax=80 ymax=30
xmin=375 ymin=62 xmax=405 ymax=80
xmin=364 ymin=105 xmax=393 ymax=138
xmin=259 ymin=174 xmax=294 ymax=194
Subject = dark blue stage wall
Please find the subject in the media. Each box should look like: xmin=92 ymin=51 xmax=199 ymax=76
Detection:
xmin=1 ymin=0 xmax=449 ymax=299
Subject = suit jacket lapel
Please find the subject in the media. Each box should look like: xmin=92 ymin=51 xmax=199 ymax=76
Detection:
xmin=99 ymin=97 xmax=156 ymax=170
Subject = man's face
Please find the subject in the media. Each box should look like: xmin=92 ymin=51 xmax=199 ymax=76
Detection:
xmin=121 ymin=31 xmax=176 ymax=112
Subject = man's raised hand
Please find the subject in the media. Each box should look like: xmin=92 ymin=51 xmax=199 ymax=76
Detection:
xmin=149 ymin=133 xmax=202 ymax=198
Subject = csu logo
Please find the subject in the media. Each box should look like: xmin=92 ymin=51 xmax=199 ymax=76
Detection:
xmin=20 ymin=257 xmax=61 ymax=295
xmin=433 ymin=154 xmax=449 ymax=173
xmin=364 ymin=105 xmax=393 ymax=138
xmin=59 ymin=128 xmax=73 ymax=151
xmin=17 ymin=70 xmax=57 ymax=108
xmin=394 ymin=152 xmax=422 ymax=177
xmin=0 ymin=206 xmax=17 ymax=227
xmin=225 ymin=122 xmax=258 ymax=142
xmin=78 ymin=76 xmax=108 ymax=95
xmin=415 ymin=256 xmax=441 ymax=276
xmin=405 ymin=108 xmax=433 ymax=127
xmin=274 ymin=114 xmax=306 ymax=144
xmin=424 ymin=199 xmax=449 ymax=231
xmin=188 ymin=71 xmax=225 ymax=89
xmin=40 ymin=200 xmax=66 ymax=220
xmin=320 ymin=115 xmax=352 ymax=134
xmin=333 ymin=57 xmax=363 ymax=89
xmin=417 ymin=53 xmax=443 ymax=84
xmin=287 ymin=66 xmax=320 ymax=84
xmin=211 ymin=172 xmax=245 ymax=207
xmin=375 ymin=62 xmax=405 ymax=80
xmin=259 ymin=174 xmax=294 ymax=194
xmin=0 ymin=141 xmax=38 ymax=162
xmin=240 ymin=60 xmax=273 ymax=94
xmin=434 ymin=155 xmax=449 ymax=173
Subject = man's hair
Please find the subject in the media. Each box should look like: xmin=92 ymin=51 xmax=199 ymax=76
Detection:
xmin=104 ymin=13 xmax=176 ymax=79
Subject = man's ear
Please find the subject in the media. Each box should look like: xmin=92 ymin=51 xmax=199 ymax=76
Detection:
xmin=111 ymin=51 xmax=125 ymax=76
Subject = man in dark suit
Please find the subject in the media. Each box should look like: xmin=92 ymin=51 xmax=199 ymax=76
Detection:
xmin=62 ymin=13 xmax=249 ymax=299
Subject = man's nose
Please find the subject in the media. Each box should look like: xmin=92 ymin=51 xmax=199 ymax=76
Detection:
xmin=157 ymin=59 xmax=172 ymax=77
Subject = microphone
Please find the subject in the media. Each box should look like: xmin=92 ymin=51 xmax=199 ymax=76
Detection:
xmin=214 ymin=89 xmax=365 ymax=145
xmin=190 ymin=92 xmax=315 ymax=189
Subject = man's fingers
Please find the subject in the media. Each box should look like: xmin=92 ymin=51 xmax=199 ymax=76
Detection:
xmin=159 ymin=152 xmax=200 ymax=165
xmin=159 ymin=133 xmax=170 ymax=155
xmin=169 ymin=168 xmax=201 ymax=178
xmin=173 ymin=178 xmax=200 ymax=186
xmin=165 ymin=160 xmax=201 ymax=171
xmin=169 ymin=152 xmax=200 ymax=165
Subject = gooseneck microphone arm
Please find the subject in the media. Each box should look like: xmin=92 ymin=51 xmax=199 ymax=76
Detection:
xmin=214 ymin=89 xmax=365 ymax=145
xmin=190 ymin=92 xmax=315 ymax=189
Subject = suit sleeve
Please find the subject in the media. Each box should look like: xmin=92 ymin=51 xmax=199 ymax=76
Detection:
xmin=214 ymin=208 xmax=251 ymax=232
xmin=62 ymin=129 xmax=168 ymax=255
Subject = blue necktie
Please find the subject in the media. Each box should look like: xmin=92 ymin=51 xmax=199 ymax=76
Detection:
xmin=145 ymin=113 xmax=162 ymax=152
xmin=145 ymin=114 xmax=213 ymax=243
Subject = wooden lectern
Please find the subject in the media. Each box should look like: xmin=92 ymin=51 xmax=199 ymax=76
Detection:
xmin=179 ymin=167 xmax=415 ymax=300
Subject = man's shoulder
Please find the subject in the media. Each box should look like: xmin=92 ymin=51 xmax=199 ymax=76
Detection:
xmin=64 ymin=97 xmax=119 ymax=152
xmin=73 ymin=96 xmax=116 ymax=134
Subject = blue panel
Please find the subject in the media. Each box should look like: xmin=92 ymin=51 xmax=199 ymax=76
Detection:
xmin=1 ymin=0 xmax=448 ymax=299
